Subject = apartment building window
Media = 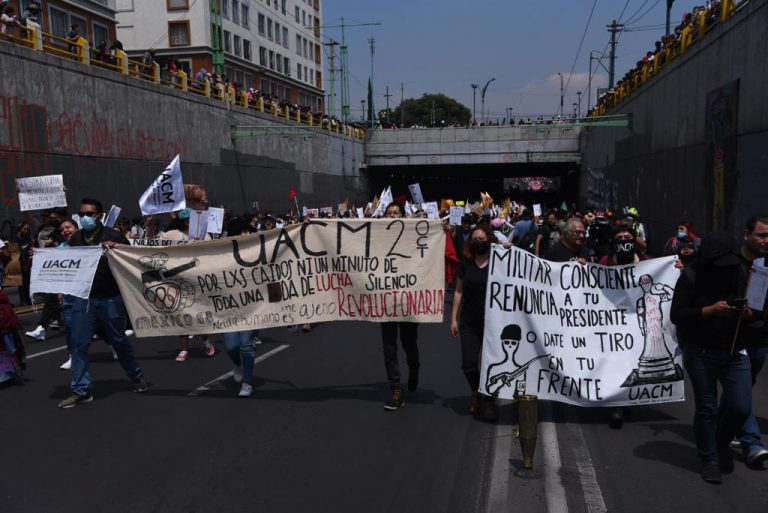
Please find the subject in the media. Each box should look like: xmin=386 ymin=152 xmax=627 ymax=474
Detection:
xmin=267 ymin=19 xmax=273 ymax=40
xmin=315 ymin=43 xmax=321 ymax=64
xmin=48 ymin=7 xmax=68 ymax=37
xmin=261 ymin=79 xmax=268 ymax=92
xmin=222 ymin=0 xmax=228 ymax=18
xmin=269 ymin=50 xmax=275 ymax=70
xmin=234 ymin=35 xmax=241 ymax=56
xmin=296 ymin=35 xmax=301 ymax=55
xmin=281 ymin=0 xmax=286 ymax=15
xmin=303 ymin=38 xmax=308 ymax=58
xmin=166 ymin=0 xmax=188 ymax=10
xmin=259 ymin=46 xmax=267 ymax=66
xmin=93 ymin=22 xmax=109 ymax=47
xmin=276 ymin=53 xmax=282 ymax=73
xmin=275 ymin=23 xmax=281 ymax=45
xmin=242 ymin=4 xmax=249 ymax=28
xmin=232 ymin=1 xmax=239 ymax=23
xmin=316 ymin=70 xmax=322 ymax=88
xmin=244 ymin=40 xmax=252 ymax=61
xmin=235 ymin=69 xmax=243 ymax=86
xmin=308 ymin=43 xmax=313 ymax=61
xmin=294 ymin=5 xmax=300 ymax=22
xmin=258 ymin=13 xmax=265 ymax=35
xmin=244 ymin=72 xmax=253 ymax=89
xmin=224 ymin=30 xmax=231 ymax=52
xmin=169 ymin=21 xmax=191 ymax=46
xmin=284 ymin=57 xmax=290 ymax=75
xmin=225 ymin=66 xmax=233 ymax=80
xmin=303 ymin=65 xmax=308 ymax=82
xmin=297 ymin=63 xmax=301 ymax=79
xmin=282 ymin=27 xmax=288 ymax=48
xmin=70 ymin=14 xmax=88 ymax=40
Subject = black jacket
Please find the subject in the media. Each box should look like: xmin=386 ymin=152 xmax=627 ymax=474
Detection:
xmin=69 ymin=225 xmax=128 ymax=298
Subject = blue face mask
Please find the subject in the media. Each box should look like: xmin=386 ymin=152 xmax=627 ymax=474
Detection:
xmin=80 ymin=215 xmax=98 ymax=231
xmin=677 ymin=231 xmax=688 ymax=239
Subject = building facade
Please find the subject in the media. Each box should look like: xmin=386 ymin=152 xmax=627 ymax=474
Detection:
xmin=6 ymin=0 xmax=117 ymax=45
xmin=114 ymin=0 xmax=324 ymax=112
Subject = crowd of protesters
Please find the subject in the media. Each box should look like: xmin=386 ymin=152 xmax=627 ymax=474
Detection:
xmin=1 ymin=190 xmax=767 ymax=484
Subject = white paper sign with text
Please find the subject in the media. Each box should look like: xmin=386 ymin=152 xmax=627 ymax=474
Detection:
xmin=30 ymin=247 xmax=103 ymax=300
xmin=16 ymin=175 xmax=67 ymax=211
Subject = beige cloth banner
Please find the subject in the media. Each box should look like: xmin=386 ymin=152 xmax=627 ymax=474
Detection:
xmin=107 ymin=219 xmax=446 ymax=338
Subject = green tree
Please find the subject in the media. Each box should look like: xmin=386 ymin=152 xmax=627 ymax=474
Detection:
xmin=391 ymin=93 xmax=471 ymax=127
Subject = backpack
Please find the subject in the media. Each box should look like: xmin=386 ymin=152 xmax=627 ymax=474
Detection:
xmin=516 ymin=223 xmax=538 ymax=253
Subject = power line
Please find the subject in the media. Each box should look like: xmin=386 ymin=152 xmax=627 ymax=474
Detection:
xmin=562 ymin=0 xmax=599 ymax=96
xmin=625 ymin=0 xmax=661 ymax=26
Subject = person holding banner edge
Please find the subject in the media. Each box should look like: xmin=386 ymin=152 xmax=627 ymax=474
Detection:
xmin=381 ymin=202 xmax=420 ymax=411
xmin=58 ymin=198 xmax=148 ymax=409
xmin=450 ymin=224 xmax=499 ymax=421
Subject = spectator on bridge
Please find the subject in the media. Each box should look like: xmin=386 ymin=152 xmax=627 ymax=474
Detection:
xmin=671 ymin=232 xmax=755 ymax=483
xmin=380 ymin=202 xmax=421 ymax=411
xmin=20 ymin=2 xmax=39 ymax=25
xmin=1 ymin=6 xmax=22 ymax=36
xmin=66 ymin=23 xmax=80 ymax=57
xmin=59 ymin=197 xmax=148 ymax=408
xmin=450 ymin=224 xmax=499 ymax=422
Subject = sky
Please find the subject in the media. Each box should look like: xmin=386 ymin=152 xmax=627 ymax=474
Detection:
xmin=321 ymin=0 xmax=708 ymax=122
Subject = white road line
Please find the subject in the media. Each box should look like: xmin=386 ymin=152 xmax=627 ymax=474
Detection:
xmin=567 ymin=421 xmax=607 ymax=513
xmin=483 ymin=399 xmax=514 ymax=513
xmin=540 ymin=402 xmax=569 ymax=513
xmin=26 ymin=345 xmax=68 ymax=359
xmin=187 ymin=344 xmax=289 ymax=397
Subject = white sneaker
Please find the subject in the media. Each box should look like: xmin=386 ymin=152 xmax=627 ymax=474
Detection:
xmin=125 ymin=329 xmax=134 ymax=337
xmin=238 ymin=382 xmax=253 ymax=397
xmin=253 ymin=335 xmax=263 ymax=344
xmin=25 ymin=325 xmax=46 ymax=341
xmin=233 ymin=365 xmax=244 ymax=384
xmin=111 ymin=347 xmax=118 ymax=360
xmin=59 ymin=357 xmax=72 ymax=370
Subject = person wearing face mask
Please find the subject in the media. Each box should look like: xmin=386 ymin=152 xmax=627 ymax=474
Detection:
xmin=450 ymin=225 xmax=500 ymax=421
xmin=380 ymin=202 xmax=421 ymax=411
xmin=664 ymin=222 xmax=701 ymax=256
xmin=58 ymin=198 xmax=149 ymax=409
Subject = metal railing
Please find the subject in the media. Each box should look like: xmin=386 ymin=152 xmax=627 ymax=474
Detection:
xmin=0 ymin=22 xmax=364 ymax=140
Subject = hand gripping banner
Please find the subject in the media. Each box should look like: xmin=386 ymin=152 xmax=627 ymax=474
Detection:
xmin=479 ymin=246 xmax=685 ymax=407
xmin=107 ymin=219 xmax=446 ymax=337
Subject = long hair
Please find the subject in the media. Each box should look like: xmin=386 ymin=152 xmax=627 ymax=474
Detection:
xmin=462 ymin=225 xmax=498 ymax=260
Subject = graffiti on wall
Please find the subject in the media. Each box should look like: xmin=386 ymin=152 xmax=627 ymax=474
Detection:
xmin=0 ymin=95 xmax=183 ymax=205
xmin=704 ymin=80 xmax=739 ymax=232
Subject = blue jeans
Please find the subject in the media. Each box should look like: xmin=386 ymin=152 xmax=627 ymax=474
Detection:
xmin=683 ymin=344 xmax=752 ymax=464
xmin=69 ymin=295 xmax=142 ymax=396
xmin=737 ymin=345 xmax=768 ymax=454
xmin=61 ymin=295 xmax=74 ymax=352
xmin=223 ymin=330 xmax=257 ymax=383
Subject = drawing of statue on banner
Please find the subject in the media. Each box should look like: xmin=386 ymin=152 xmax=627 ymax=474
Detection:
xmin=485 ymin=324 xmax=550 ymax=398
xmin=138 ymin=253 xmax=198 ymax=314
xmin=622 ymin=274 xmax=684 ymax=387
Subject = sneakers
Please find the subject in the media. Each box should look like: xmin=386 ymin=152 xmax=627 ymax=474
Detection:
xmin=238 ymin=382 xmax=253 ymax=397
xmin=48 ymin=320 xmax=61 ymax=330
xmin=233 ymin=365 xmax=244 ymax=384
xmin=407 ymin=366 xmax=419 ymax=392
xmin=59 ymin=357 xmax=72 ymax=370
xmin=302 ymin=323 xmax=312 ymax=332
xmin=124 ymin=329 xmax=134 ymax=337
xmin=253 ymin=335 xmax=263 ymax=344
xmin=132 ymin=376 xmax=149 ymax=393
xmin=175 ymin=350 xmax=188 ymax=362
xmin=609 ymin=408 xmax=624 ymax=429
xmin=746 ymin=447 xmax=768 ymax=467
xmin=58 ymin=392 xmax=93 ymax=409
xmin=25 ymin=325 xmax=46 ymax=341
xmin=384 ymin=387 xmax=405 ymax=411
xmin=204 ymin=340 xmax=215 ymax=357
xmin=111 ymin=347 xmax=118 ymax=360
xmin=717 ymin=446 xmax=735 ymax=474
xmin=701 ymin=463 xmax=723 ymax=484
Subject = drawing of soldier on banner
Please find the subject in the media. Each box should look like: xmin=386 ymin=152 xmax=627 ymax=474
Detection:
xmin=138 ymin=253 xmax=198 ymax=314
xmin=485 ymin=324 xmax=550 ymax=398
xmin=622 ymin=274 xmax=684 ymax=386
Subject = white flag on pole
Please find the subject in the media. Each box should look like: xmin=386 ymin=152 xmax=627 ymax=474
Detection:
xmin=139 ymin=155 xmax=186 ymax=215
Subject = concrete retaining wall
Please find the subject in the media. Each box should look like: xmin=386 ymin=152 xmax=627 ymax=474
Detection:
xmin=0 ymin=40 xmax=365 ymax=221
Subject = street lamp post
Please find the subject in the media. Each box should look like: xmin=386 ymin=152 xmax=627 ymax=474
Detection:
xmin=361 ymin=99 xmax=366 ymax=121
xmin=558 ymin=72 xmax=564 ymax=117
xmin=480 ymin=77 xmax=495 ymax=125
xmin=576 ymin=91 xmax=582 ymax=118
xmin=588 ymin=49 xmax=609 ymax=113
xmin=471 ymin=83 xmax=478 ymax=125
xmin=572 ymin=102 xmax=578 ymax=119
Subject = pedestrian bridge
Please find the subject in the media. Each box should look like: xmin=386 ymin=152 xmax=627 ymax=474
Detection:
xmin=364 ymin=125 xmax=582 ymax=167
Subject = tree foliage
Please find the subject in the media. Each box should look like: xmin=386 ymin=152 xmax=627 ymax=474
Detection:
xmin=391 ymin=93 xmax=471 ymax=126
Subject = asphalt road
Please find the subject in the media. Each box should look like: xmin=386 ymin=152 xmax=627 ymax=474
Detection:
xmin=2 ymin=307 xmax=767 ymax=513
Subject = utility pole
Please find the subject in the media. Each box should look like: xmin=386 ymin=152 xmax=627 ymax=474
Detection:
xmin=400 ymin=83 xmax=404 ymax=126
xmin=361 ymin=100 xmax=366 ymax=121
xmin=558 ymin=72 xmax=563 ymax=117
xmin=666 ymin=0 xmax=675 ymax=36
xmin=576 ymin=91 xmax=582 ymax=118
xmin=607 ymin=20 xmax=624 ymax=89
xmin=324 ymin=39 xmax=338 ymax=118
xmin=471 ymin=84 xmax=478 ymax=125
xmin=384 ymin=85 xmax=392 ymax=122
xmin=368 ymin=37 xmax=375 ymax=128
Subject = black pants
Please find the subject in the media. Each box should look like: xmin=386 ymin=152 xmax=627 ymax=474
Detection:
xmin=460 ymin=323 xmax=484 ymax=396
xmin=40 ymin=293 xmax=60 ymax=327
xmin=381 ymin=322 xmax=419 ymax=388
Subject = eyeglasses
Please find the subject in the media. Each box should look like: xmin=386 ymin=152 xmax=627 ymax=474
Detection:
xmin=78 ymin=211 xmax=100 ymax=217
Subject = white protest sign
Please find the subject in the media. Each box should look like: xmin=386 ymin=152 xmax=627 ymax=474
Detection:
xmin=104 ymin=205 xmax=121 ymax=228
xmin=139 ymin=154 xmax=186 ymax=215
xmin=207 ymin=207 xmax=225 ymax=235
xmin=130 ymin=239 xmax=188 ymax=247
xmin=533 ymin=204 xmax=542 ymax=217
xmin=356 ymin=208 xmax=364 ymax=219
xmin=425 ymin=202 xmax=439 ymax=220
xmin=449 ymin=206 xmax=464 ymax=226
xmin=302 ymin=206 xmax=308 ymax=217
xmin=188 ymin=210 xmax=209 ymax=241
xmin=16 ymin=175 xmax=67 ymax=211
xmin=107 ymin=220 xmax=447 ymax=337
xmin=408 ymin=183 xmax=425 ymax=204
xmin=480 ymin=247 xmax=684 ymax=407
xmin=29 ymin=247 xmax=103 ymax=300
xmin=747 ymin=266 xmax=768 ymax=310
